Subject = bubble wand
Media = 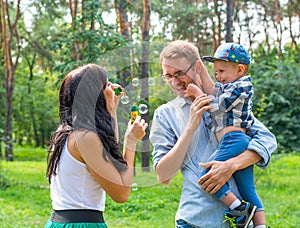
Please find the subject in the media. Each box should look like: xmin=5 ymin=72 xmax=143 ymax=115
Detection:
xmin=130 ymin=105 xmax=139 ymax=123
xmin=113 ymin=87 xmax=126 ymax=96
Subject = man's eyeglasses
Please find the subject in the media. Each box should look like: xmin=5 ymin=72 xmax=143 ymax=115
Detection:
xmin=162 ymin=60 xmax=196 ymax=81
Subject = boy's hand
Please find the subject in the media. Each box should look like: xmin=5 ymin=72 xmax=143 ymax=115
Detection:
xmin=185 ymin=83 xmax=204 ymax=98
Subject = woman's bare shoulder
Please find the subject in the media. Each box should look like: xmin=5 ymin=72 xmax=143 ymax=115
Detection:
xmin=72 ymin=129 xmax=99 ymax=140
xmin=71 ymin=130 xmax=103 ymax=149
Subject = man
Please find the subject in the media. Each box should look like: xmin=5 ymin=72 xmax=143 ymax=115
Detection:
xmin=149 ymin=40 xmax=277 ymax=228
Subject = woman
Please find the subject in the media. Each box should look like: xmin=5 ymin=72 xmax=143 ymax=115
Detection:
xmin=45 ymin=64 xmax=148 ymax=228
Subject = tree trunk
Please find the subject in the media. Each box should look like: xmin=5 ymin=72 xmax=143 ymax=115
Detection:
xmin=117 ymin=0 xmax=130 ymax=39
xmin=30 ymin=107 xmax=40 ymax=147
xmin=288 ymin=15 xmax=297 ymax=48
xmin=116 ymin=0 xmax=131 ymax=87
xmin=5 ymin=72 xmax=14 ymax=161
xmin=272 ymin=0 xmax=282 ymax=65
xmin=1 ymin=0 xmax=22 ymax=161
xmin=140 ymin=0 xmax=151 ymax=172
xmin=25 ymin=53 xmax=40 ymax=147
xmin=233 ymin=0 xmax=242 ymax=44
xmin=261 ymin=3 xmax=271 ymax=53
xmin=0 ymin=138 xmax=2 ymax=158
xmin=213 ymin=0 xmax=222 ymax=50
xmin=225 ymin=0 xmax=233 ymax=42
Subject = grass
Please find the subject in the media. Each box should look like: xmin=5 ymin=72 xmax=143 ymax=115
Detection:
xmin=0 ymin=146 xmax=300 ymax=227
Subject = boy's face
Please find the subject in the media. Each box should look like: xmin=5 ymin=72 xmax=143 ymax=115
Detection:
xmin=214 ymin=60 xmax=245 ymax=84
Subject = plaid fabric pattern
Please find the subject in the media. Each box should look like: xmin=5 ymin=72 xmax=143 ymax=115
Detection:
xmin=209 ymin=76 xmax=254 ymax=132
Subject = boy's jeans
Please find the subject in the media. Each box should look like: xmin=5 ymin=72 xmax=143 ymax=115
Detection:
xmin=201 ymin=131 xmax=263 ymax=210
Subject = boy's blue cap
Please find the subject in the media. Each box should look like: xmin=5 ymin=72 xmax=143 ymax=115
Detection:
xmin=203 ymin=43 xmax=250 ymax=64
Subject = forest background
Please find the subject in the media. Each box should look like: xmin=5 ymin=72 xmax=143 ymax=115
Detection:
xmin=1 ymin=0 xmax=299 ymax=162
xmin=0 ymin=0 xmax=299 ymax=227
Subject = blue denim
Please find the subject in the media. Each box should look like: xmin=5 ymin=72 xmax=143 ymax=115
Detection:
xmin=150 ymin=96 xmax=277 ymax=228
xmin=202 ymin=131 xmax=263 ymax=210
xmin=176 ymin=220 xmax=195 ymax=228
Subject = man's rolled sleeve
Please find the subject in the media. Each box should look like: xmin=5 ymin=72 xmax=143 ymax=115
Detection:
xmin=247 ymin=117 xmax=277 ymax=169
xmin=150 ymin=109 xmax=175 ymax=169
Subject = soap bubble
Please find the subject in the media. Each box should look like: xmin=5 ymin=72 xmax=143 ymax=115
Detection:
xmin=120 ymin=95 xmax=130 ymax=104
xmin=132 ymin=78 xmax=139 ymax=87
xmin=139 ymin=104 xmax=148 ymax=114
xmin=131 ymin=183 xmax=138 ymax=191
xmin=148 ymin=78 xmax=155 ymax=86
xmin=167 ymin=0 xmax=174 ymax=7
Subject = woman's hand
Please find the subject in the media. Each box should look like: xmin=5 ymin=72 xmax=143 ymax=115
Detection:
xmin=124 ymin=116 xmax=148 ymax=149
xmin=187 ymin=94 xmax=212 ymax=132
xmin=111 ymin=83 xmax=123 ymax=114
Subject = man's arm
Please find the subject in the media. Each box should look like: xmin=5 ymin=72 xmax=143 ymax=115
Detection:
xmin=198 ymin=117 xmax=277 ymax=194
xmin=155 ymin=125 xmax=198 ymax=184
xmin=246 ymin=117 xmax=277 ymax=168
xmin=151 ymin=95 xmax=212 ymax=184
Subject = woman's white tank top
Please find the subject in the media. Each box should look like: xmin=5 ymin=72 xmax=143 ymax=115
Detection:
xmin=50 ymin=138 xmax=105 ymax=211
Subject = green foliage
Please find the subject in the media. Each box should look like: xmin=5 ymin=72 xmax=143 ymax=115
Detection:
xmin=50 ymin=0 xmax=128 ymax=81
xmin=152 ymin=0 xmax=212 ymax=41
xmin=1 ymin=0 xmax=299 ymax=162
xmin=13 ymin=61 xmax=58 ymax=147
xmin=250 ymin=44 xmax=300 ymax=152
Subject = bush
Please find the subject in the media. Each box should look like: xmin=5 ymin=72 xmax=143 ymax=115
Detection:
xmin=250 ymin=44 xmax=300 ymax=152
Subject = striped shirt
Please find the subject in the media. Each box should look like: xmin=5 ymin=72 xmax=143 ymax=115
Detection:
xmin=209 ymin=75 xmax=254 ymax=132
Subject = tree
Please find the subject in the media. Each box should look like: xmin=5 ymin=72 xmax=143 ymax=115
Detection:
xmin=51 ymin=0 xmax=127 ymax=78
xmin=117 ymin=0 xmax=130 ymax=39
xmin=0 ymin=0 xmax=298 ymax=159
xmin=115 ymin=0 xmax=132 ymax=87
xmin=225 ymin=0 xmax=233 ymax=42
xmin=1 ymin=0 xmax=21 ymax=160
xmin=10 ymin=0 xmax=65 ymax=148
xmin=282 ymin=0 xmax=299 ymax=54
xmin=213 ymin=0 xmax=222 ymax=50
xmin=271 ymin=0 xmax=283 ymax=62
xmin=140 ymin=0 xmax=151 ymax=172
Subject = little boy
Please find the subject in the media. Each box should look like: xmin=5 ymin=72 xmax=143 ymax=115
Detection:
xmin=186 ymin=43 xmax=266 ymax=228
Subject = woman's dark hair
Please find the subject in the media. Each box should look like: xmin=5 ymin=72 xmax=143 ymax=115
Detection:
xmin=46 ymin=64 xmax=127 ymax=183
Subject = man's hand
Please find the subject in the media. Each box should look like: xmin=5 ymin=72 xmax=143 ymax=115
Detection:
xmin=198 ymin=160 xmax=235 ymax=194
xmin=198 ymin=150 xmax=262 ymax=194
